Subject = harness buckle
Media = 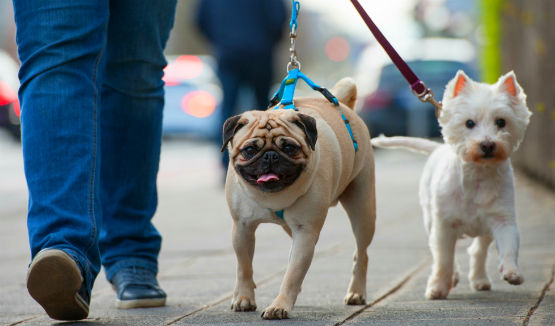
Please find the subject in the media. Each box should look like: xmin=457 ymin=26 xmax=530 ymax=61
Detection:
xmin=287 ymin=60 xmax=301 ymax=72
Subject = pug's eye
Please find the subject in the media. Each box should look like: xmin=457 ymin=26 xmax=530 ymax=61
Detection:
xmin=495 ymin=118 xmax=506 ymax=128
xmin=282 ymin=144 xmax=299 ymax=156
xmin=465 ymin=120 xmax=476 ymax=129
xmin=241 ymin=146 xmax=258 ymax=159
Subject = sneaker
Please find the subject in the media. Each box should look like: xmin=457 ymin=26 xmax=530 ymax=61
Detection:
xmin=26 ymin=249 xmax=90 ymax=320
xmin=110 ymin=266 xmax=166 ymax=309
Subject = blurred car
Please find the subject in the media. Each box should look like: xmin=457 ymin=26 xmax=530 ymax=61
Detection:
xmin=359 ymin=59 xmax=477 ymax=138
xmin=162 ymin=55 xmax=222 ymax=140
xmin=355 ymin=37 xmax=478 ymax=138
xmin=0 ymin=50 xmax=21 ymax=140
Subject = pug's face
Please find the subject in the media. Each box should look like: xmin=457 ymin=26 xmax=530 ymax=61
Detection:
xmin=222 ymin=110 xmax=317 ymax=193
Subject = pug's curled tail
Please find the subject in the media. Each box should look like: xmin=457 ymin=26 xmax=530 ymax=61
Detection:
xmin=371 ymin=135 xmax=440 ymax=155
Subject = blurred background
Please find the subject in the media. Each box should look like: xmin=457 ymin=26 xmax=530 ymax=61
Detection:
xmin=0 ymin=0 xmax=553 ymax=187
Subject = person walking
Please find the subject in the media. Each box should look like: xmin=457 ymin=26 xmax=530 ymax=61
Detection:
xmin=12 ymin=0 xmax=177 ymax=320
xmin=196 ymin=0 xmax=287 ymax=170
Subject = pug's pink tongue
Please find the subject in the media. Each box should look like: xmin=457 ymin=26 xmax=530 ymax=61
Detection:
xmin=257 ymin=173 xmax=279 ymax=184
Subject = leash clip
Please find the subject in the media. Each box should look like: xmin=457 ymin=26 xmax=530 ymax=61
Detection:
xmin=287 ymin=0 xmax=301 ymax=72
xmin=411 ymin=81 xmax=443 ymax=118
xmin=287 ymin=30 xmax=301 ymax=72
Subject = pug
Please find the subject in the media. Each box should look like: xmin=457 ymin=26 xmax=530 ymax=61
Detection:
xmin=221 ymin=78 xmax=376 ymax=320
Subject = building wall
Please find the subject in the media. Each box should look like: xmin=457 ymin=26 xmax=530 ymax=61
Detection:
xmin=500 ymin=0 xmax=555 ymax=188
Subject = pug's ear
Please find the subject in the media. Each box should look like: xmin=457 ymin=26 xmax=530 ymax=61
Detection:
xmin=221 ymin=115 xmax=246 ymax=152
xmin=293 ymin=113 xmax=318 ymax=151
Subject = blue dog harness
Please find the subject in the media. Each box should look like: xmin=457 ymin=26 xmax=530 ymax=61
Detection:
xmin=269 ymin=68 xmax=338 ymax=110
xmin=268 ymin=67 xmax=359 ymax=153
xmin=270 ymin=0 xmax=358 ymax=221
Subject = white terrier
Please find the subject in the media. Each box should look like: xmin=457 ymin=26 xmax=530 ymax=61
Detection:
xmin=372 ymin=70 xmax=531 ymax=299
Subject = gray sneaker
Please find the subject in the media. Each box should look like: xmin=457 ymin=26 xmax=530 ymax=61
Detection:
xmin=26 ymin=249 xmax=90 ymax=320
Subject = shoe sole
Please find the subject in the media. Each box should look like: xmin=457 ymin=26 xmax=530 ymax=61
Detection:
xmin=116 ymin=297 xmax=166 ymax=309
xmin=26 ymin=249 xmax=89 ymax=320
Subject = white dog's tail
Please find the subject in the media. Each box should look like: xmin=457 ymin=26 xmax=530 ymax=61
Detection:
xmin=371 ymin=135 xmax=440 ymax=155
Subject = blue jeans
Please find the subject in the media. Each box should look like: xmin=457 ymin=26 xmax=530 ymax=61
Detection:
xmin=13 ymin=0 xmax=177 ymax=295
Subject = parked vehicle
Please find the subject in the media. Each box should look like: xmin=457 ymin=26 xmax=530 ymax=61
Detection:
xmin=355 ymin=38 xmax=478 ymax=137
xmin=162 ymin=55 xmax=222 ymax=140
xmin=358 ymin=59 xmax=478 ymax=138
xmin=0 ymin=50 xmax=20 ymax=140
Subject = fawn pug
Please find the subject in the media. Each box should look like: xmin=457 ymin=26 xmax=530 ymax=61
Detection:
xmin=222 ymin=78 xmax=376 ymax=319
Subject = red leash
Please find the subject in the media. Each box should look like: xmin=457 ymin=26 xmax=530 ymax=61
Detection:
xmin=349 ymin=0 xmax=442 ymax=117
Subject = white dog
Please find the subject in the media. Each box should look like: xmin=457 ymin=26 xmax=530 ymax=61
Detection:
xmin=372 ymin=70 xmax=531 ymax=299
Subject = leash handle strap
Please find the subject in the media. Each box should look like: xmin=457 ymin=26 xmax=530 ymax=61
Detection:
xmin=349 ymin=0 xmax=427 ymax=96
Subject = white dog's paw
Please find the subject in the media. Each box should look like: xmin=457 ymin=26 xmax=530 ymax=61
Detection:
xmin=425 ymin=277 xmax=452 ymax=300
xmin=344 ymin=292 xmax=366 ymax=305
xmin=261 ymin=305 xmax=289 ymax=319
xmin=425 ymin=273 xmax=453 ymax=300
xmin=231 ymin=296 xmax=257 ymax=312
xmin=470 ymin=278 xmax=491 ymax=291
xmin=502 ymin=270 xmax=524 ymax=285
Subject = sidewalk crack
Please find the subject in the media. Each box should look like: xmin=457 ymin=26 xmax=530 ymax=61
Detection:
xmin=6 ymin=316 xmax=40 ymax=326
xmin=162 ymin=241 xmax=349 ymax=325
xmin=522 ymin=262 xmax=555 ymax=326
xmin=333 ymin=258 xmax=429 ymax=326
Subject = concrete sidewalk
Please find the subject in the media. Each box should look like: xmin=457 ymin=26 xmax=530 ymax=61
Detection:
xmin=1 ymin=136 xmax=553 ymax=326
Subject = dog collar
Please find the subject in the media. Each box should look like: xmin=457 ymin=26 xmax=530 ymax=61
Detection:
xmin=275 ymin=210 xmax=285 ymax=220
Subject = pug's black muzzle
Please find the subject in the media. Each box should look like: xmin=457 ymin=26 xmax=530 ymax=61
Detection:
xmin=236 ymin=150 xmax=303 ymax=192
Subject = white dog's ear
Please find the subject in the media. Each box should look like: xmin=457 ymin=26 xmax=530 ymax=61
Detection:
xmin=497 ymin=71 xmax=522 ymax=97
xmin=445 ymin=70 xmax=471 ymax=99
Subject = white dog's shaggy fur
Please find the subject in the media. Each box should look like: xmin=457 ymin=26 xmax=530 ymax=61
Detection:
xmin=372 ymin=70 xmax=531 ymax=299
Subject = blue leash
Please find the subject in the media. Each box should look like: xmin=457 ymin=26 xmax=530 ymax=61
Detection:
xmin=271 ymin=0 xmax=358 ymax=220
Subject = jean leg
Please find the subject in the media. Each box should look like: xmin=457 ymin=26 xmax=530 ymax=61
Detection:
xmin=13 ymin=0 xmax=109 ymax=293
xmin=98 ymin=0 xmax=177 ymax=281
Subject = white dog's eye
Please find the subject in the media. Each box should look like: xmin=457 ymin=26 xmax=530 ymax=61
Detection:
xmin=495 ymin=118 xmax=506 ymax=128
xmin=465 ymin=120 xmax=476 ymax=129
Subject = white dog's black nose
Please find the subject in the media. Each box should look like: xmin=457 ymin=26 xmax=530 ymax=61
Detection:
xmin=263 ymin=151 xmax=280 ymax=164
xmin=480 ymin=141 xmax=496 ymax=155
